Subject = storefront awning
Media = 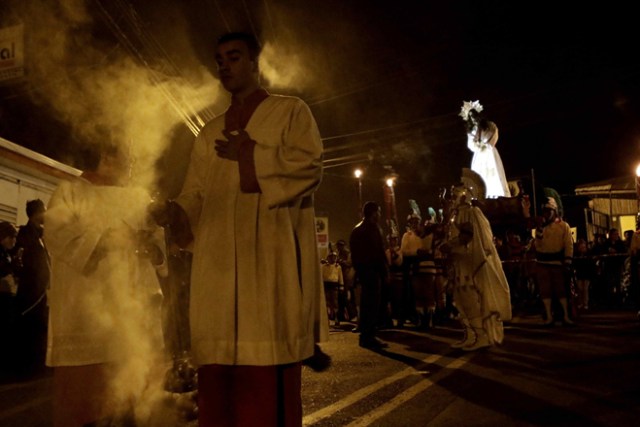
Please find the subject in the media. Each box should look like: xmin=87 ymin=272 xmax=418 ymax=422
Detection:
xmin=574 ymin=175 xmax=636 ymax=198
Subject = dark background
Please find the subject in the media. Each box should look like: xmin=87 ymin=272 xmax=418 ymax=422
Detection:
xmin=2 ymin=0 xmax=640 ymax=242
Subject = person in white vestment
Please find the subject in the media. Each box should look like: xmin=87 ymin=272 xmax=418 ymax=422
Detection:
xmin=150 ymin=32 xmax=328 ymax=427
xmin=442 ymin=184 xmax=511 ymax=351
xmin=460 ymin=100 xmax=511 ymax=198
xmin=45 ymin=143 xmax=167 ymax=427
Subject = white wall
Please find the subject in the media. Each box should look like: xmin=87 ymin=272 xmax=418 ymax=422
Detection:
xmin=0 ymin=164 xmax=58 ymax=225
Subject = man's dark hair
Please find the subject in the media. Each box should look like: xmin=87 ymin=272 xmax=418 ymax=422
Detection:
xmin=217 ymin=32 xmax=262 ymax=61
xmin=362 ymin=201 xmax=380 ymax=219
xmin=26 ymin=199 xmax=45 ymax=217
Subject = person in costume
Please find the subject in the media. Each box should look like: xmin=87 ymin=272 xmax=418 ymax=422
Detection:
xmin=442 ymin=184 xmax=512 ymax=351
xmin=459 ymin=100 xmax=510 ymax=198
xmin=45 ymin=143 xmax=167 ymax=427
xmin=533 ymin=197 xmax=575 ymax=326
xmin=151 ymin=32 xmax=328 ymax=426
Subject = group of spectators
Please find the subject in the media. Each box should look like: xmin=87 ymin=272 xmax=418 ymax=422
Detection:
xmin=498 ymin=222 xmax=640 ymax=317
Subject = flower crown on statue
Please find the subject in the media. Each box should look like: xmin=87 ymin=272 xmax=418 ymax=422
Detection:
xmin=459 ymin=100 xmax=483 ymax=121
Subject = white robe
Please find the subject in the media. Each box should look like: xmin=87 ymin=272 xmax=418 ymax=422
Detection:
xmin=45 ymin=179 xmax=164 ymax=366
xmin=451 ymin=204 xmax=512 ymax=344
xmin=467 ymin=121 xmax=511 ymax=198
xmin=176 ymin=94 xmax=328 ymax=366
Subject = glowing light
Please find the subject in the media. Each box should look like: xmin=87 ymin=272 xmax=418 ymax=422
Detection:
xmin=354 ymin=169 xmax=363 ymax=179
xmin=635 ymin=164 xmax=640 ymax=177
xmin=386 ymin=177 xmax=395 ymax=187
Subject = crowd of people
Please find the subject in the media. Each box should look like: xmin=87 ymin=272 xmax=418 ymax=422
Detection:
xmin=317 ymin=190 xmax=640 ymax=354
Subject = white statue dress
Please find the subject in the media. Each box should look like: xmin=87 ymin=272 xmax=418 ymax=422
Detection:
xmin=467 ymin=121 xmax=510 ymax=198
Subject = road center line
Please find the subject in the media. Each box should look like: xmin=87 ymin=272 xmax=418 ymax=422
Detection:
xmin=344 ymin=357 xmax=471 ymax=427
xmin=303 ymin=353 xmax=455 ymax=426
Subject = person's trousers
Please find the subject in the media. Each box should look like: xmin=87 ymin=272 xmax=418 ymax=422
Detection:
xmin=357 ymin=269 xmax=382 ymax=341
xmin=53 ymin=364 xmax=114 ymax=427
xmin=198 ymin=362 xmax=302 ymax=427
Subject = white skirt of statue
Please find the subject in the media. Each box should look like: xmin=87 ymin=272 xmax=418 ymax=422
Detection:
xmin=467 ymin=121 xmax=510 ymax=198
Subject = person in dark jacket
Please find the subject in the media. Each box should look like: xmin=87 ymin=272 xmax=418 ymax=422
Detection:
xmin=0 ymin=221 xmax=19 ymax=374
xmin=350 ymin=201 xmax=389 ymax=349
xmin=14 ymin=199 xmax=51 ymax=375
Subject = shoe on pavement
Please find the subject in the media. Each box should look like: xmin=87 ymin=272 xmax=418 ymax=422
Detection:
xmin=302 ymin=344 xmax=332 ymax=372
xmin=451 ymin=329 xmax=476 ymax=349
xmin=462 ymin=334 xmax=491 ymax=351
xmin=359 ymin=338 xmax=388 ymax=350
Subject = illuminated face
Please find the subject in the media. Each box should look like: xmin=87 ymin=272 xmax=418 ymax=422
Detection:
xmin=215 ymin=40 xmax=258 ymax=95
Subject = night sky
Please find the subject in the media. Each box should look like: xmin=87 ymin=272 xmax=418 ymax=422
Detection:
xmin=2 ymin=0 xmax=640 ymax=241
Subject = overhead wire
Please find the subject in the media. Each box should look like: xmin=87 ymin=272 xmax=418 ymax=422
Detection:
xmin=262 ymin=0 xmax=277 ymax=41
xmin=211 ymin=0 xmax=231 ymax=32
xmin=241 ymin=0 xmax=258 ymax=37
xmin=94 ymin=0 xmax=219 ymax=135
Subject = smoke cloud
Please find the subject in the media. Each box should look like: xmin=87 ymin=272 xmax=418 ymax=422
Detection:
xmin=19 ymin=0 xmax=221 ymax=191
xmin=11 ymin=0 xmax=222 ymax=423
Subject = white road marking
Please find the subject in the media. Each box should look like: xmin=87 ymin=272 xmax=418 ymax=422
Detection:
xmin=344 ymin=357 xmax=471 ymax=427
xmin=303 ymin=353 xmax=468 ymax=426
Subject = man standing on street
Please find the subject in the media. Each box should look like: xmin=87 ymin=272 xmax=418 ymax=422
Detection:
xmin=350 ymin=201 xmax=389 ymax=349
xmin=152 ymin=31 xmax=328 ymax=427
xmin=14 ymin=199 xmax=50 ymax=376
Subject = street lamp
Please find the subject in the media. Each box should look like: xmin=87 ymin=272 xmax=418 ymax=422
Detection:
xmin=354 ymin=168 xmax=363 ymax=219
xmin=383 ymin=175 xmax=399 ymax=237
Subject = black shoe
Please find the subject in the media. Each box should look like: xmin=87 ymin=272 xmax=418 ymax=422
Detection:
xmin=302 ymin=344 xmax=332 ymax=372
xmin=359 ymin=338 xmax=388 ymax=349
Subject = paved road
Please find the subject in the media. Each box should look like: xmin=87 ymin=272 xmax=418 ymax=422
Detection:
xmin=2 ymin=309 xmax=639 ymax=426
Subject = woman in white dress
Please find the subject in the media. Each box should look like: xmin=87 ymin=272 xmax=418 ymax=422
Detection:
xmin=460 ymin=100 xmax=510 ymax=198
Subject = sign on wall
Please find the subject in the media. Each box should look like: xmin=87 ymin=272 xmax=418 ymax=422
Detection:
xmin=0 ymin=24 xmax=25 ymax=82
xmin=315 ymin=216 xmax=329 ymax=249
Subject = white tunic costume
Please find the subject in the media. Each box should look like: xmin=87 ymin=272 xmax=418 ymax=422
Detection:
xmin=45 ymin=179 xmax=164 ymax=366
xmin=467 ymin=121 xmax=511 ymax=198
xmin=451 ymin=204 xmax=512 ymax=344
xmin=176 ymin=94 xmax=328 ymax=366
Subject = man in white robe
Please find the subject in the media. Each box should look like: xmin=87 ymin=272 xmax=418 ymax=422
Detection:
xmin=45 ymin=145 xmax=166 ymax=427
xmin=444 ymin=184 xmax=512 ymax=351
xmin=153 ymin=32 xmax=328 ymax=427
